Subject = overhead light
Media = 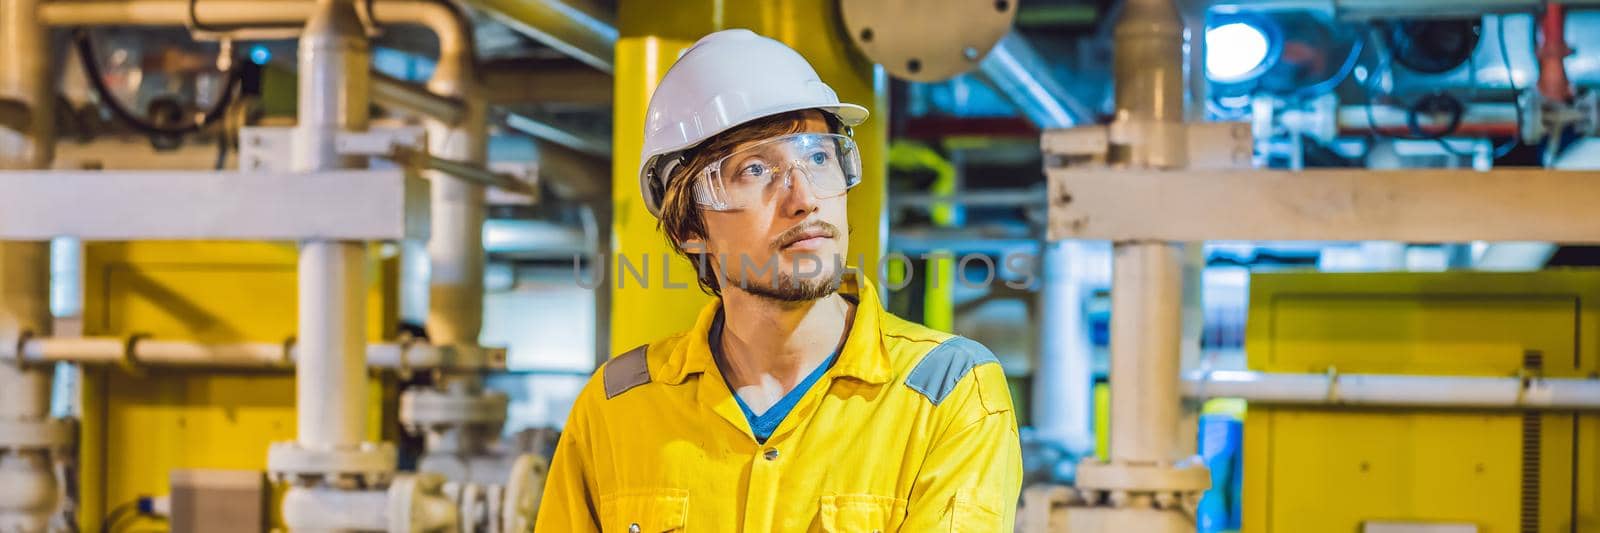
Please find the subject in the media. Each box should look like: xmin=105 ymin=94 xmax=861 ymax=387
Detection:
xmin=1206 ymin=21 xmax=1273 ymax=83
xmin=249 ymin=44 xmax=271 ymax=66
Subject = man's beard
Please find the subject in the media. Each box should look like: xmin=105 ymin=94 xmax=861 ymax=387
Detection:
xmin=740 ymin=267 xmax=842 ymax=302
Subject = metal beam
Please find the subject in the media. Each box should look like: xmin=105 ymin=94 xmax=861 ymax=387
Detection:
xmin=467 ymin=0 xmax=617 ymax=73
xmin=0 ymin=169 xmax=426 ymax=240
xmin=1049 ymin=168 xmax=1600 ymax=243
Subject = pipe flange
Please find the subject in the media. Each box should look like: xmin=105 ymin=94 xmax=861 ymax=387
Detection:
xmin=1073 ymin=458 xmax=1211 ymax=494
xmin=399 ymin=389 xmax=509 ymax=427
xmin=267 ymin=441 xmax=397 ymax=479
xmin=0 ymin=418 xmax=72 ymax=451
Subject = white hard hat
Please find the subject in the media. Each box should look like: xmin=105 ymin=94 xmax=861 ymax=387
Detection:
xmin=637 ymin=28 xmax=869 ymax=218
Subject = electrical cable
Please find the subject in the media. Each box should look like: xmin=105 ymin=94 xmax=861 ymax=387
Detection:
xmin=1360 ymin=24 xmax=1499 ymax=161
xmin=99 ymin=501 xmax=139 ymax=533
xmin=73 ymin=28 xmax=243 ymax=137
xmin=1495 ymin=13 xmax=1526 ymax=159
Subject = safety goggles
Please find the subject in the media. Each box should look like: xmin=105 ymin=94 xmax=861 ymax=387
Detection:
xmin=692 ymin=133 xmax=862 ymax=211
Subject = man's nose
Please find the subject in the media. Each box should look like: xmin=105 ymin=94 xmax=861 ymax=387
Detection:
xmin=778 ymin=163 xmax=819 ymax=215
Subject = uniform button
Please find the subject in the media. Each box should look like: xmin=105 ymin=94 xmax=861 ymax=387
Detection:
xmin=628 ymin=523 xmax=640 ymax=533
xmin=763 ymin=447 xmax=779 ymax=461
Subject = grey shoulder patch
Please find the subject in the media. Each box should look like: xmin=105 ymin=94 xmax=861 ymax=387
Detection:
xmin=904 ymin=336 xmax=999 ymax=405
xmin=603 ymin=344 xmax=651 ymax=399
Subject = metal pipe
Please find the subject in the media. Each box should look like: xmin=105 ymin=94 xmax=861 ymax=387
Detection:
xmin=0 ymin=0 xmax=59 ymax=528
xmin=389 ymin=145 xmax=531 ymax=195
xmin=1202 ymin=0 xmax=1600 ymax=19
xmin=1537 ymin=3 xmax=1573 ymax=102
xmin=38 ymin=0 xmax=477 ymax=90
xmin=1107 ymin=0 xmax=1189 ymax=470
xmin=978 ymin=32 xmax=1094 ymax=128
xmin=8 ymin=337 xmax=503 ymax=371
xmin=423 ymin=75 xmax=488 ymax=347
xmin=1184 ymin=370 xmax=1600 ymax=410
xmin=371 ymin=72 xmax=465 ymax=125
xmin=1107 ymin=243 xmax=1186 ymax=463
xmin=294 ymin=0 xmax=371 ymax=452
xmin=281 ymin=487 xmax=389 ymax=531
xmin=1033 ymin=241 xmax=1097 ymax=455
xmin=466 ymin=0 xmax=616 ymax=73
xmin=503 ymin=111 xmax=612 ymax=158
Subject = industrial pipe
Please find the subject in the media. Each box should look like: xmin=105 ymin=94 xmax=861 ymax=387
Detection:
xmin=0 ymin=0 xmax=61 ymax=529
xmin=979 ymin=32 xmax=1094 ymax=129
xmin=281 ymin=487 xmax=390 ymax=531
xmin=293 ymin=0 xmax=372 ymax=453
xmin=371 ymin=72 xmax=466 ymax=126
xmin=1202 ymin=0 xmax=1599 ymax=19
xmin=1184 ymin=370 xmax=1600 ymax=410
xmin=2 ymin=336 xmax=502 ymax=370
xmin=38 ymin=0 xmax=477 ymax=89
xmin=466 ymin=0 xmax=616 ymax=73
xmin=1107 ymin=0 xmax=1189 ymax=466
xmin=1537 ymin=3 xmax=1573 ymax=102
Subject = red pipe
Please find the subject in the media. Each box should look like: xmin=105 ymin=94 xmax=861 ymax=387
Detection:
xmin=1537 ymin=2 xmax=1573 ymax=102
xmin=1342 ymin=123 xmax=1521 ymax=138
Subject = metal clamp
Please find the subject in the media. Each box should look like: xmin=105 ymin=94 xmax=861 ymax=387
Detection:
xmin=0 ymin=418 xmax=73 ymax=451
xmin=1325 ymin=365 xmax=1341 ymax=404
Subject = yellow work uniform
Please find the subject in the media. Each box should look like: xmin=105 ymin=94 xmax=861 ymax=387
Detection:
xmin=536 ymin=274 xmax=1023 ymax=532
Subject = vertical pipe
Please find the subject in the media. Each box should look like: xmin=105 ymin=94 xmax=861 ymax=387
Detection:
xmin=1107 ymin=244 xmax=1185 ymax=463
xmin=1536 ymin=3 xmax=1572 ymax=103
xmin=0 ymin=0 xmax=59 ymax=529
xmin=423 ymin=46 xmax=486 ymax=346
xmin=1034 ymin=241 xmax=1095 ymax=455
xmin=294 ymin=0 xmax=370 ymax=450
xmin=1108 ymin=0 xmax=1188 ymax=467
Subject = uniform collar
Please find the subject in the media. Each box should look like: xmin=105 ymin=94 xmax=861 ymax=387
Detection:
xmin=659 ymin=270 xmax=895 ymax=386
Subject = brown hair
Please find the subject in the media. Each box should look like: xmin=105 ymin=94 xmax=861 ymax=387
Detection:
xmin=654 ymin=110 xmax=845 ymax=295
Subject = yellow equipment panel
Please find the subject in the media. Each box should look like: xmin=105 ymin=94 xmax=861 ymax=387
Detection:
xmin=1244 ymin=271 xmax=1599 ymax=533
xmin=77 ymin=242 xmax=399 ymax=532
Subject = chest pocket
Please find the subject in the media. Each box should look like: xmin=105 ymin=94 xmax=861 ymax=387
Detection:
xmin=819 ymin=494 xmax=907 ymax=533
xmin=599 ymin=489 xmax=688 ymax=533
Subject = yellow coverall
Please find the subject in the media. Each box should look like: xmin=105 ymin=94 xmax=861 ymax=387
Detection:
xmin=536 ymin=274 xmax=1023 ymax=531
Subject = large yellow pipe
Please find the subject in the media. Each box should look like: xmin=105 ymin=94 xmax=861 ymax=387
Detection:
xmin=609 ymin=0 xmax=888 ymax=353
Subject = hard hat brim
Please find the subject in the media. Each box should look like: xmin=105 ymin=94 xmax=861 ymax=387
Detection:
xmin=638 ymin=103 xmax=870 ymax=218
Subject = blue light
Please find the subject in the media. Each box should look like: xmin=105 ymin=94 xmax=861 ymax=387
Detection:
xmin=1205 ymin=22 xmax=1270 ymax=83
xmin=249 ymin=44 xmax=271 ymax=65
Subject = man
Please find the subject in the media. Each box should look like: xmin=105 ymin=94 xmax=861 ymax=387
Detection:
xmin=537 ymin=29 xmax=1022 ymax=532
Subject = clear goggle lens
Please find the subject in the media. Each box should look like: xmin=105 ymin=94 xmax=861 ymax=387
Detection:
xmin=692 ymin=133 xmax=861 ymax=211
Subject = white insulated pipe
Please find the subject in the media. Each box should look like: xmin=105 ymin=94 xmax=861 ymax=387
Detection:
xmin=1184 ymin=370 xmax=1600 ymax=410
xmin=1107 ymin=243 xmax=1186 ymax=464
xmin=7 ymin=336 xmax=498 ymax=370
xmin=294 ymin=0 xmax=371 ymax=452
xmin=1106 ymin=0 xmax=1190 ymax=469
xmin=281 ymin=487 xmax=389 ymax=531
xmin=297 ymin=244 xmax=369 ymax=450
xmin=1033 ymin=241 xmax=1097 ymax=455
xmin=421 ymin=16 xmax=485 ymax=346
xmin=0 ymin=0 xmax=61 ymax=529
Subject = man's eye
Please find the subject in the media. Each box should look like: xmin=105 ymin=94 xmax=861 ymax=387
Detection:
xmin=808 ymin=151 xmax=830 ymax=165
xmin=739 ymin=162 xmax=769 ymax=177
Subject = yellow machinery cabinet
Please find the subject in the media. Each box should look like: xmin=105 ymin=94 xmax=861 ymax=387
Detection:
xmin=77 ymin=242 xmax=400 ymax=532
xmin=1244 ymin=271 xmax=1600 ymax=533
